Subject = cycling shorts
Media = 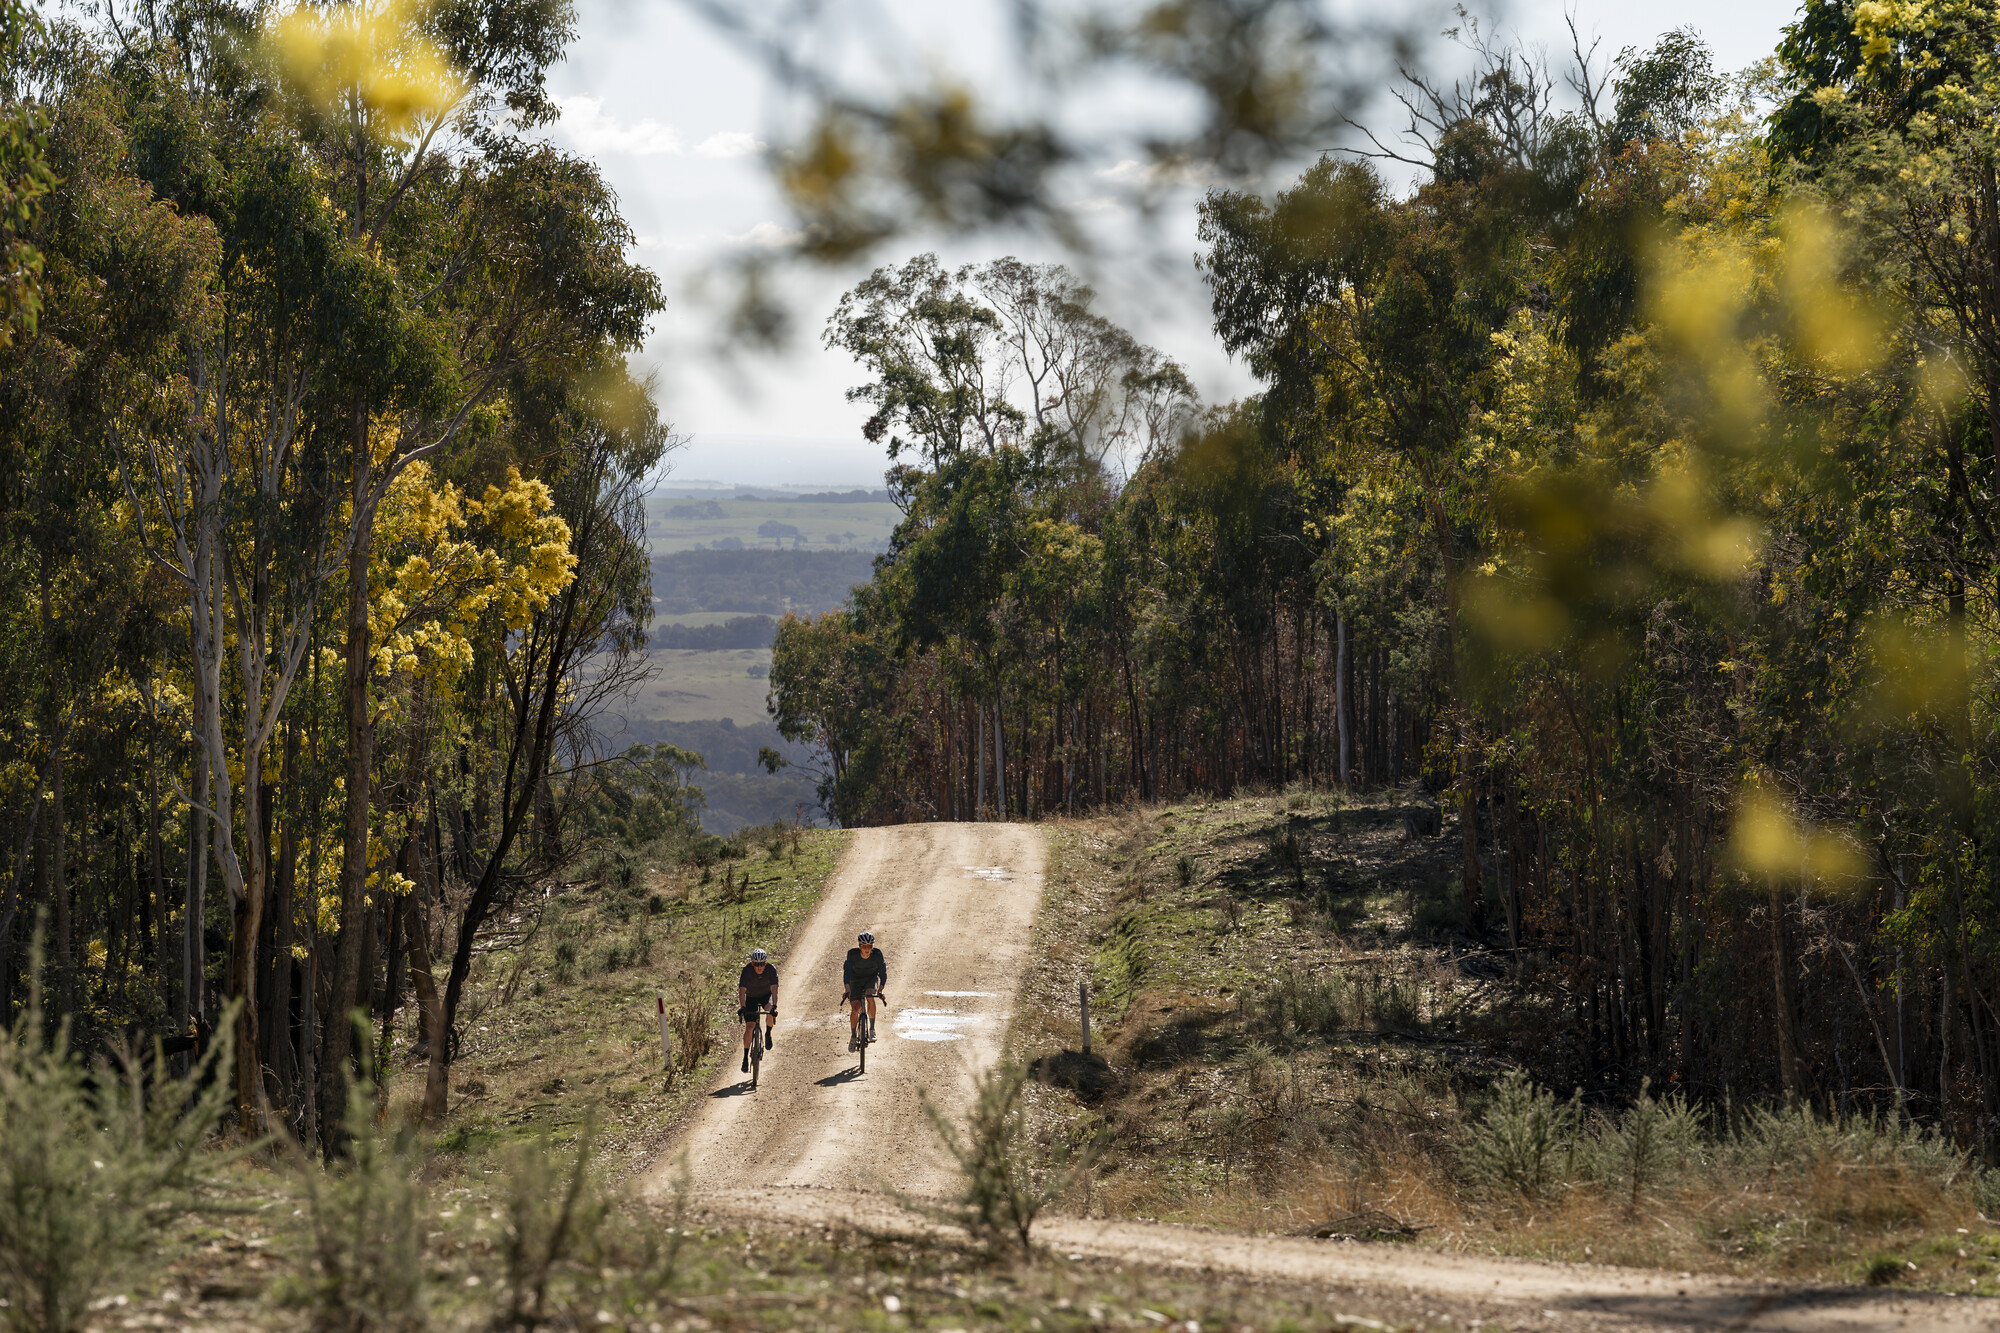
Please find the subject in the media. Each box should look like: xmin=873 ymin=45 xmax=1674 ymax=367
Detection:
xmin=739 ymin=999 xmax=774 ymax=1022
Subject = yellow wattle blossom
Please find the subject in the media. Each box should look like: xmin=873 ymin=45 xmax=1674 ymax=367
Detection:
xmin=1729 ymin=784 xmax=1864 ymax=885
xmin=367 ymin=462 xmax=577 ymax=685
xmin=269 ymin=0 xmax=466 ymax=135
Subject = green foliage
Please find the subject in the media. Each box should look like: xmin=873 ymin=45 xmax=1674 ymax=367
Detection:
xmin=492 ymin=1122 xmax=608 ymax=1330
xmin=0 ymin=997 xmax=235 ymax=1333
xmin=1720 ymin=1104 xmax=1969 ymax=1192
xmin=1586 ymin=1081 xmax=1706 ymax=1209
xmin=284 ymin=1079 xmax=429 ymax=1333
xmin=919 ymin=1061 xmax=1100 ymax=1253
xmin=1459 ymin=1071 xmax=1582 ymax=1201
xmin=0 ymin=0 xmax=51 ymax=345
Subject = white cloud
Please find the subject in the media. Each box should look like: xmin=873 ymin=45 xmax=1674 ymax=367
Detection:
xmin=695 ymin=130 xmax=763 ymax=158
xmin=730 ymin=221 xmax=802 ymax=248
xmin=627 ymin=222 xmax=801 ymax=255
xmin=555 ymin=96 xmax=685 ymax=156
xmin=1095 ymin=157 xmax=1210 ymax=188
xmin=551 ymin=97 xmax=763 ymax=160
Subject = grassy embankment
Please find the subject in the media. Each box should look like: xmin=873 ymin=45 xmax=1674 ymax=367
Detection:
xmin=1013 ymin=791 xmax=2000 ymax=1294
xmin=380 ymin=825 xmax=851 ymax=1175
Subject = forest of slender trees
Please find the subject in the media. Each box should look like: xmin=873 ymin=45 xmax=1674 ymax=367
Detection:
xmin=0 ymin=0 xmax=688 ymax=1150
xmin=772 ymin=9 xmax=2000 ymax=1158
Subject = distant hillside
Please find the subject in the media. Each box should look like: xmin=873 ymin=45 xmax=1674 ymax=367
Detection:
xmin=650 ymin=548 xmax=875 ymax=618
xmin=735 ymin=488 xmax=890 ymax=503
xmin=651 ymin=615 xmax=776 ymax=650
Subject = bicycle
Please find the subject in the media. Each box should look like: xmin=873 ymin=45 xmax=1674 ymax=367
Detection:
xmin=843 ymin=988 xmax=884 ymax=1073
xmin=741 ymin=999 xmax=774 ymax=1089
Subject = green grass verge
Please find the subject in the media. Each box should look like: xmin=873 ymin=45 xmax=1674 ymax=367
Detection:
xmin=385 ymin=828 xmax=849 ymax=1178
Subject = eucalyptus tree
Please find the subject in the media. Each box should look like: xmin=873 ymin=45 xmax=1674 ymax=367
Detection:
xmin=422 ymin=358 xmax=664 ymax=1119
xmin=0 ymin=33 xmax=217 ymax=1033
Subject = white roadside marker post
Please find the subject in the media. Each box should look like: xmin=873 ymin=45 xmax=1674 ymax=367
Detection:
xmin=658 ymin=994 xmax=672 ymax=1073
xmin=1080 ymin=981 xmax=1092 ymax=1055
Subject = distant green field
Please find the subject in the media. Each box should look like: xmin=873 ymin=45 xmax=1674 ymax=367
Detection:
xmin=647 ymin=610 xmax=748 ymax=628
xmin=644 ymin=496 xmax=900 ymax=553
xmin=627 ymin=647 xmax=774 ymax=725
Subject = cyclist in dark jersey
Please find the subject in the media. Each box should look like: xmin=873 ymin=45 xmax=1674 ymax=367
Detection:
xmin=842 ymin=931 xmax=887 ymax=1051
xmin=738 ymin=948 xmax=778 ymax=1073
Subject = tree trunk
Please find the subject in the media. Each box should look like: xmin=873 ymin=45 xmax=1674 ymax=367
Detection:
xmin=406 ymin=887 xmax=448 ymax=1123
xmin=994 ymin=698 xmax=1007 ymax=818
xmin=379 ymin=843 xmax=408 ymax=1074
xmin=1335 ymin=606 xmax=1350 ymax=791
xmin=230 ymin=772 xmax=269 ymax=1133
xmin=319 ymin=417 xmax=376 ymax=1154
xmin=185 ymin=745 xmax=208 ymax=1044
xmin=975 ymin=697 xmax=986 ymax=817
xmin=1769 ymin=876 xmax=1803 ymax=1101
xmin=148 ymin=749 xmax=171 ymax=1027
xmin=51 ymin=756 xmax=68 ymax=1020
xmin=267 ymin=728 xmax=299 ymax=1105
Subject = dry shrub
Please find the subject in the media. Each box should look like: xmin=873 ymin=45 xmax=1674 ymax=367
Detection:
xmin=0 ymin=989 xmax=236 ymax=1333
xmin=1802 ymin=1159 xmax=1950 ymax=1229
xmin=660 ymin=968 xmax=716 ymax=1077
xmin=492 ymin=1121 xmax=607 ymax=1329
xmin=919 ymin=1061 xmax=1102 ymax=1253
xmin=284 ymin=1078 xmax=428 ymax=1333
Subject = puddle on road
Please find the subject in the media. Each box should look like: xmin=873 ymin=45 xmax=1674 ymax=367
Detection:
xmin=893 ymin=1006 xmax=985 ymax=1043
xmin=961 ymin=865 xmax=1013 ymax=881
xmin=925 ymin=990 xmax=997 ymax=998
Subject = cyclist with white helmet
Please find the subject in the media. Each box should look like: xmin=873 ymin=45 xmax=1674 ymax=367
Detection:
xmin=737 ymin=947 xmax=778 ymax=1073
xmin=842 ymin=931 xmax=887 ymax=1051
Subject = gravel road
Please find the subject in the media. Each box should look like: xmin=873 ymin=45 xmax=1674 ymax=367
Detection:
xmin=650 ymin=821 xmax=1048 ymax=1199
xmin=649 ymin=823 xmax=1992 ymax=1333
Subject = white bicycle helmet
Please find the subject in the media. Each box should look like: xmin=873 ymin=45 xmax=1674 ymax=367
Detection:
xmin=749 ymin=947 xmax=768 ymax=962
xmin=857 ymin=931 xmax=875 ymax=944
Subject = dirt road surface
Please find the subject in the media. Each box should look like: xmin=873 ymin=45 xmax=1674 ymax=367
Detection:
xmin=650 ymin=822 xmax=1048 ymax=1199
xmin=651 ymin=824 xmax=1992 ymax=1333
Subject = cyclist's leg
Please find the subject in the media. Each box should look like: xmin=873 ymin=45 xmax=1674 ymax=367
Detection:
xmin=865 ymin=992 xmax=878 ymax=1034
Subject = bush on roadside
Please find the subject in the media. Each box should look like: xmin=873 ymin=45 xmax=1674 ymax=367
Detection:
xmin=1584 ymin=1080 xmax=1705 ymax=1210
xmin=920 ymin=1061 xmax=1101 ymax=1253
xmin=1459 ymin=1070 xmax=1580 ymax=1201
xmin=492 ymin=1121 xmax=608 ymax=1329
xmin=284 ymin=1077 xmax=429 ymax=1333
xmin=0 ymin=984 xmax=236 ymax=1333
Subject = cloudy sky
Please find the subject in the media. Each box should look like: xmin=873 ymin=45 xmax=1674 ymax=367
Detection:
xmin=545 ymin=0 xmax=1807 ymax=489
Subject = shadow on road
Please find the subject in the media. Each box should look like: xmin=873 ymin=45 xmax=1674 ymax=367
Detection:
xmin=711 ymin=1080 xmax=759 ymax=1097
xmin=815 ymin=1067 xmax=864 ymax=1086
xmin=1542 ymin=1284 xmax=1992 ymax=1330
